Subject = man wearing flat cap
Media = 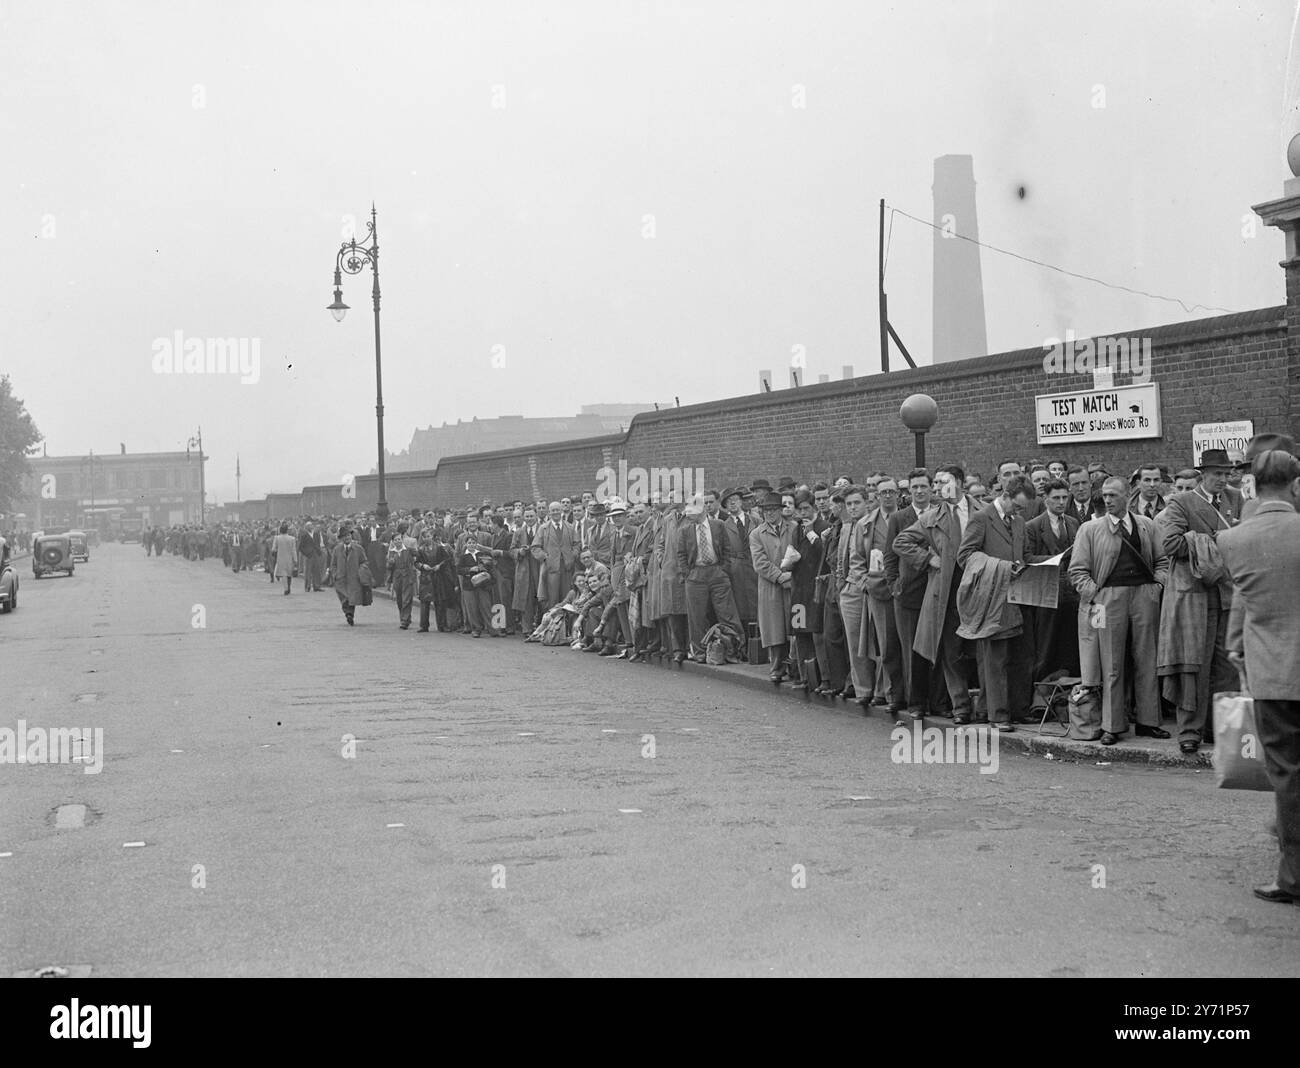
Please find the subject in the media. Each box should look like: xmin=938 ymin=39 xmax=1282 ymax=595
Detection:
xmin=1237 ymin=434 xmax=1297 ymax=524
xmin=1155 ymin=448 xmax=1238 ymax=753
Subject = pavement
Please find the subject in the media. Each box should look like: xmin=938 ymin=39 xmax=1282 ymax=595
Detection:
xmin=2 ymin=545 xmax=1296 ymax=978
xmin=371 ymin=583 xmax=1211 ymax=769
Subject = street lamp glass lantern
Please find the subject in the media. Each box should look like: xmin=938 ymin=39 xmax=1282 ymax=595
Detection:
xmin=328 ymin=289 xmax=349 ymax=322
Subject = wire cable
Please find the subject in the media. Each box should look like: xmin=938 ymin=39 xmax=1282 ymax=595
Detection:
xmin=883 ymin=203 xmax=1236 ymax=316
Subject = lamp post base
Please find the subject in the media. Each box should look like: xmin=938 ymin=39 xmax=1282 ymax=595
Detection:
xmin=376 ymin=500 xmax=389 ymax=523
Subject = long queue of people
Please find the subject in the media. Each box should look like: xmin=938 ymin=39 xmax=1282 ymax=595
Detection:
xmin=171 ymin=447 xmax=1265 ymax=753
xmin=154 ymin=437 xmax=1300 ymax=911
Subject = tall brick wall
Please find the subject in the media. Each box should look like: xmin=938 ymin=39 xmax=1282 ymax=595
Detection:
xmin=336 ymin=306 xmax=1290 ymax=512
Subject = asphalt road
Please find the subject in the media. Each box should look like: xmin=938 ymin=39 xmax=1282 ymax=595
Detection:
xmin=1 ymin=544 xmax=1296 ymax=977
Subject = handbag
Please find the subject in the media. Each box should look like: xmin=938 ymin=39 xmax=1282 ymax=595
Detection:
xmin=470 ymin=570 xmax=492 ymax=588
xmin=1213 ymin=691 xmax=1271 ymax=791
xmin=358 ymin=560 xmax=374 ymax=588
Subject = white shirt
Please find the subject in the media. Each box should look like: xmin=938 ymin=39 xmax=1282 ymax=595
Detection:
xmin=1106 ymin=512 xmax=1132 ymax=535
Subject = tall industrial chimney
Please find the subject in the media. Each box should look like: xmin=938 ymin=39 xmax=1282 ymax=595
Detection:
xmin=931 ymin=154 xmax=988 ymax=364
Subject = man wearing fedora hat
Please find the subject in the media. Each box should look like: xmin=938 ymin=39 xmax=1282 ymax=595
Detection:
xmin=1156 ymin=447 xmax=1238 ymax=753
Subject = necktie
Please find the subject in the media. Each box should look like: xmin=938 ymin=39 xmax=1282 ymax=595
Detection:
xmin=1212 ymin=493 xmax=1221 ymax=510
xmin=697 ymin=521 xmax=715 ymax=564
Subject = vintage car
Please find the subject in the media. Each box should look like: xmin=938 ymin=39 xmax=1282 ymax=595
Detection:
xmin=68 ymin=530 xmax=90 ymax=562
xmin=32 ymin=533 xmax=75 ymax=578
xmin=0 ymin=557 xmax=17 ymax=612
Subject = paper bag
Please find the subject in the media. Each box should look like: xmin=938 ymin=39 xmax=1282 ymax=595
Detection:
xmin=1213 ymin=692 xmax=1272 ymax=791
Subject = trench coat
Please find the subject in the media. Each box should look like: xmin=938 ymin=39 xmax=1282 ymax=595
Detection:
xmin=655 ymin=509 xmax=687 ymax=618
xmin=1155 ymin=491 xmax=1233 ymax=674
xmin=631 ymin=513 xmax=659 ymax=624
xmin=787 ymin=518 xmax=825 ymax=634
xmin=272 ymin=533 xmax=298 ymax=579
xmin=892 ymin=501 xmax=966 ymax=664
xmin=511 ymin=524 xmax=542 ymax=613
xmin=749 ymin=520 xmax=792 ymax=647
xmin=330 ymin=540 xmax=365 ymax=606
xmin=722 ymin=513 xmax=760 ymax=623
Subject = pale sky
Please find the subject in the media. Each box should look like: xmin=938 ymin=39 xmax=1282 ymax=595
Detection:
xmin=2 ymin=0 xmax=1294 ymax=502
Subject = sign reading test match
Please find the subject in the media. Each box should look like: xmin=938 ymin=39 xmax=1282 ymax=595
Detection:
xmin=1035 ymin=383 xmax=1162 ymax=445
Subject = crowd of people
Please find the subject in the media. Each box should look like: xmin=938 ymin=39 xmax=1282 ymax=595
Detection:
xmin=160 ymin=449 xmax=1266 ymax=753
xmin=120 ymin=433 xmax=1300 ymax=906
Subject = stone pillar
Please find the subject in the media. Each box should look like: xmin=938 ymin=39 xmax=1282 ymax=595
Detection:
xmin=1254 ymin=180 xmax=1300 ymax=441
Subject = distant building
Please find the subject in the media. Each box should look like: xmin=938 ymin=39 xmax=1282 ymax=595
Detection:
xmin=12 ymin=448 xmax=205 ymax=535
xmin=386 ymin=404 xmax=661 ymax=472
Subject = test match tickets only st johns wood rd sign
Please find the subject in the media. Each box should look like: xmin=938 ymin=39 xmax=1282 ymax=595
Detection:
xmin=1035 ymin=383 xmax=1162 ymax=446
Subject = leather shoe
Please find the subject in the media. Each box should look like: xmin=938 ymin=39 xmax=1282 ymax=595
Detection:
xmin=1100 ymin=731 xmax=1121 ymax=745
xmin=839 ymin=686 xmax=856 ymax=701
xmin=672 ymin=651 xmax=686 ymax=664
xmin=1179 ymin=741 xmax=1200 ymax=754
xmin=952 ymin=713 xmax=971 ymax=726
xmin=992 ymin=722 xmax=1014 ymax=733
xmin=1135 ymin=724 xmax=1171 ymax=739
xmin=1252 ymin=884 xmax=1298 ymax=904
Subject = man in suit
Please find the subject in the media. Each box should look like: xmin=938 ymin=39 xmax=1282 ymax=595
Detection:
xmin=1069 ymin=477 xmax=1170 ymax=746
xmin=1218 ymin=447 xmax=1300 ymax=904
xmin=584 ymin=502 xmax=614 ymax=566
xmin=1065 ymin=466 xmax=1097 ymax=527
xmin=677 ymin=495 xmax=740 ymax=662
xmin=885 ymin=468 xmax=936 ymax=719
xmin=603 ymin=501 xmax=637 ymax=655
xmin=1024 ymin=478 xmax=1080 ymax=679
xmin=510 ymin=505 xmax=542 ymax=635
xmin=296 ymin=520 xmax=321 ymax=591
xmin=894 ymin=464 xmax=977 ymax=722
xmin=995 ymin=459 xmax=1043 ymax=522
xmin=813 ymin=486 xmax=851 ymax=696
xmin=859 ymin=478 xmax=904 ymax=711
xmin=956 ymin=473 xmax=1036 ymax=731
xmin=721 ymin=487 xmax=759 ymax=636
xmin=1129 ymin=463 xmax=1166 ymax=520
xmin=838 ymin=485 xmax=876 ymax=706
xmin=1156 ymin=448 xmax=1237 ymax=753
xmin=531 ymin=501 xmax=578 ymax=614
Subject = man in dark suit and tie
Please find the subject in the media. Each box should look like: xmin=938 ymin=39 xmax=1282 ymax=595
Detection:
xmin=1218 ymin=447 xmax=1300 ymax=904
xmin=677 ymin=495 xmax=741 ymax=662
xmin=956 ymin=473 xmax=1036 ymax=730
xmin=1024 ymin=478 xmax=1080 ymax=679
xmin=1065 ymin=466 xmax=1098 ymax=526
xmin=885 ymin=468 xmax=937 ymax=719
xmin=1129 ymin=463 xmax=1167 ymax=520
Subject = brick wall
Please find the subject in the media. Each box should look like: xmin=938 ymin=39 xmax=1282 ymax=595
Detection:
xmin=339 ymin=306 xmax=1290 ymax=511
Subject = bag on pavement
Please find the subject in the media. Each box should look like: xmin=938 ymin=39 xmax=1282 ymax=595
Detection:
xmin=1067 ymin=683 xmax=1103 ymax=741
xmin=1213 ymin=691 xmax=1271 ymax=791
xmin=703 ymin=624 xmax=729 ymax=665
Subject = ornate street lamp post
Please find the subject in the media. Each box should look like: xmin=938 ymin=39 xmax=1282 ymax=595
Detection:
xmin=328 ymin=205 xmax=388 ymax=522
xmin=900 ymin=394 xmax=938 ymax=468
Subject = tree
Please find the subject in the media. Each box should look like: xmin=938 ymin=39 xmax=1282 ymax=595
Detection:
xmin=0 ymin=376 xmax=42 ymax=515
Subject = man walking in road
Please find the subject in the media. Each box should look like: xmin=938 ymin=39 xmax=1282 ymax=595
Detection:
xmin=1218 ymin=446 xmax=1300 ymax=905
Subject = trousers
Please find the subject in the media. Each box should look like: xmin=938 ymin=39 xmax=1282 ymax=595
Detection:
xmin=1256 ymin=699 xmax=1300 ymax=896
xmin=1079 ymin=584 xmax=1161 ymax=734
xmin=684 ymin=564 xmax=742 ymax=657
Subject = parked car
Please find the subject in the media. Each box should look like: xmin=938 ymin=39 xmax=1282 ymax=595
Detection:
xmin=32 ymin=533 xmax=75 ymax=578
xmin=0 ymin=559 xmax=17 ymax=612
xmin=68 ymin=530 xmax=90 ymax=562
